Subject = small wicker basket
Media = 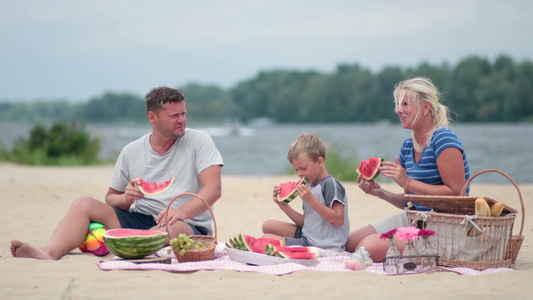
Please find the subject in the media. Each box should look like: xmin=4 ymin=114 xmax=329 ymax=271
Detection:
xmin=406 ymin=169 xmax=525 ymax=270
xmin=165 ymin=192 xmax=218 ymax=263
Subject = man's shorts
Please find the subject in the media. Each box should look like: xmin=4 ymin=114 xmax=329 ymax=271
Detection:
xmin=113 ymin=207 xmax=209 ymax=235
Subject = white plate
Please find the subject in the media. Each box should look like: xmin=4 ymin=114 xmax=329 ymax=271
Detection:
xmin=225 ymin=248 xmax=320 ymax=267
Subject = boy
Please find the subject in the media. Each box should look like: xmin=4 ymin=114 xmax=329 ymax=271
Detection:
xmin=262 ymin=133 xmax=349 ymax=252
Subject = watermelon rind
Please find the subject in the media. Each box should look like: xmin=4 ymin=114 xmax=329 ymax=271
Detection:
xmin=240 ymin=234 xmax=255 ymax=252
xmin=278 ymin=177 xmax=308 ymax=203
xmin=103 ymin=229 xmax=168 ymax=259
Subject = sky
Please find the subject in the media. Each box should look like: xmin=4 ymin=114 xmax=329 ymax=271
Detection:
xmin=1 ymin=0 xmax=532 ymax=102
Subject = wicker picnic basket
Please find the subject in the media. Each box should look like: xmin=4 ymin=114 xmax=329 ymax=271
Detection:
xmin=405 ymin=169 xmax=525 ymax=270
xmin=165 ymin=192 xmax=217 ymax=263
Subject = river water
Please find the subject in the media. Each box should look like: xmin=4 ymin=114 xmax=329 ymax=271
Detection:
xmin=1 ymin=122 xmax=532 ymax=184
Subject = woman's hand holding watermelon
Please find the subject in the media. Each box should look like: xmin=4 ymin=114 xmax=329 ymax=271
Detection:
xmin=357 ymin=175 xmax=383 ymax=197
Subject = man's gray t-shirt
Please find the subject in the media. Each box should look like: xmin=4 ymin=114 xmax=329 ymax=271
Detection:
xmin=109 ymin=128 xmax=223 ymax=234
xmin=302 ymin=175 xmax=349 ymax=252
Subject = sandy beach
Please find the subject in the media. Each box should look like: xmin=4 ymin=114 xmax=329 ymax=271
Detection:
xmin=1 ymin=163 xmax=531 ymax=299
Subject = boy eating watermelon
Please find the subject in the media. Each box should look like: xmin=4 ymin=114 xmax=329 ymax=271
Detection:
xmin=261 ymin=133 xmax=350 ymax=252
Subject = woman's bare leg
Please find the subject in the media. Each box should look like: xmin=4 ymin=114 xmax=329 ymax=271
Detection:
xmin=357 ymin=234 xmax=408 ymax=262
xmin=345 ymin=225 xmax=377 ymax=252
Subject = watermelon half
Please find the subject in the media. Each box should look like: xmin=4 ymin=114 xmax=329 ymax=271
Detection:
xmin=137 ymin=177 xmax=174 ymax=195
xmin=356 ymin=157 xmax=383 ymax=181
xmin=277 ymin=177 xmax=308 ymax=203
xmin=102 ymin=228 xmax=168 ymax=259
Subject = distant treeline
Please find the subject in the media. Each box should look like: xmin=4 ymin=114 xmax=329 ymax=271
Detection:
xmin=1 ymin=54 xmax=532 ymax=124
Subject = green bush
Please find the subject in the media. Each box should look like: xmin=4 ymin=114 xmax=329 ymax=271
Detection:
xmin=0 ymin=141 xmax=7 ymax=161
xmin=6 ymin=121 xmax=101 ymax=165
xmin=324 ymin=142 xmax=358 ymax=182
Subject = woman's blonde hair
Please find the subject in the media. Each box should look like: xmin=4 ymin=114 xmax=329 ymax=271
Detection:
xmin=394 ymin=77 xmax=450 ymax=152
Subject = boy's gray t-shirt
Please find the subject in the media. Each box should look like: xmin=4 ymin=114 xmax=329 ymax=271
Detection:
xmin=301 ymin=175 xmax=349 ymax=252
xmin=109 ymin=128 xmax=223 ymax=234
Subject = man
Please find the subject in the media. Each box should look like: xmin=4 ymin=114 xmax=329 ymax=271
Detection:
xmin=11 ymin=86 xmax=223 ymax=260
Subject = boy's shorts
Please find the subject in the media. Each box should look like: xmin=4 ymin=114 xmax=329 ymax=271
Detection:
xmin=370 ymin=212 xmax=408 ymax=234
xmin=113 ymin=207 xmax=209 ymax=235
xmin=284 ymin=226 xmax=312 ymax=246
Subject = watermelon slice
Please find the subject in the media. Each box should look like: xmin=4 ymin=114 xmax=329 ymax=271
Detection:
xmin=277 ymin=177 xmax=308 ymax=203
xmin=251 ymin=238 xmax=284 ymax=254
xmin=137 ymin=177 xmax=174 ymax=195
xmin=276 ymin=251 xmax=318 ymax=259
xmin=356 ymin=157 xmax=383 ymax=181
xmin=266 ymin=245 xmax=319 ymax=257
xmin=225 ymin=234 xmax=318 ymax=260
xmin=240 ymin=233 xmax=255 ymax=251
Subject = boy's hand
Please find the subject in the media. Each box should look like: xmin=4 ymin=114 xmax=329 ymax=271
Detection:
xmin=272 ymin=185 xmax=282 ymax=204
xmin=295 ymin=184 xmax=312 ymax=203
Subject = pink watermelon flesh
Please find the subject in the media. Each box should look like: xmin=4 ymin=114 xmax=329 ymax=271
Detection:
xmin=357 ymin=157 xmax=383 ymax=180
xmin=137 ymin=177 xmax=174 ymax=195
xmin=241 ymin=234 xmax=255 ymax=251
xmin=103 ymin=228 xmax=166 ymax=237
xmin=277 ymin=177 xmax=308 ymax=203
xmin=252 ymin=238 xmax=284 ymax=254
xmin=276 ymin=250 xmax=318 ymax=259
xmin=275 ymin=246 xmax=311 ymax=252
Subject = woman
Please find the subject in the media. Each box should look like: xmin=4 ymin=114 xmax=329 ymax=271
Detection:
xmin=345 ymin=77 xmax=470 ymax=262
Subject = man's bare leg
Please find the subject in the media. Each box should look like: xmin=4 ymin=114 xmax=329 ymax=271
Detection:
xmin=11 ymin=196 xmax=121 ymax=260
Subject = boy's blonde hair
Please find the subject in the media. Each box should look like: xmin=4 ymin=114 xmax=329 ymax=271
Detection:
xmin=287 ymin=133 xmax=326 ymax=162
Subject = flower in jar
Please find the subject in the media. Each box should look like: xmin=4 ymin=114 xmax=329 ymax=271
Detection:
xmin=380 ymin=228 xmax=397 ymax=240
xmin=418 ymin=229 xmax=436 ymax=239
xmin=395 ymin=226 xmax=420 ymax=242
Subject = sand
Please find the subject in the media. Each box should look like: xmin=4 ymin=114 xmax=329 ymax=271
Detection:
xmin=1 ymin=163 xmax=531 ymax=299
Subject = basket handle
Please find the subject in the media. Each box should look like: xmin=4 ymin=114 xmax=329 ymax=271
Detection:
xmin=164 ymin=192 xmax=218 ymax=243
xmin=460 ymin=169 xmax=525 ymax=237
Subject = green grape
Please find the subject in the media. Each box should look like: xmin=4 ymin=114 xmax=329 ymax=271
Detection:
xmin=170 ymin=234 xmax=207 ymax=255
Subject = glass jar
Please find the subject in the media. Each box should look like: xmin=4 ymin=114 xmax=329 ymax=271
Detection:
xmin=416 ymin=236 xmax=437 ymax=268
xmin=401 ymin=240 xmax=420 ymax=272
xmin=384 ymin=239 xmax=401 ymax=273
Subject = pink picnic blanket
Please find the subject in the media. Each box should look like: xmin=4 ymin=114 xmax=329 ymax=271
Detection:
xmin=97 ymin=246 xmax=512 ymax=276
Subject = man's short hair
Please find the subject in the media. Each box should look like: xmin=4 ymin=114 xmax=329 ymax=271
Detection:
xmin=145 ymin=86 xmax=185 ymax=113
